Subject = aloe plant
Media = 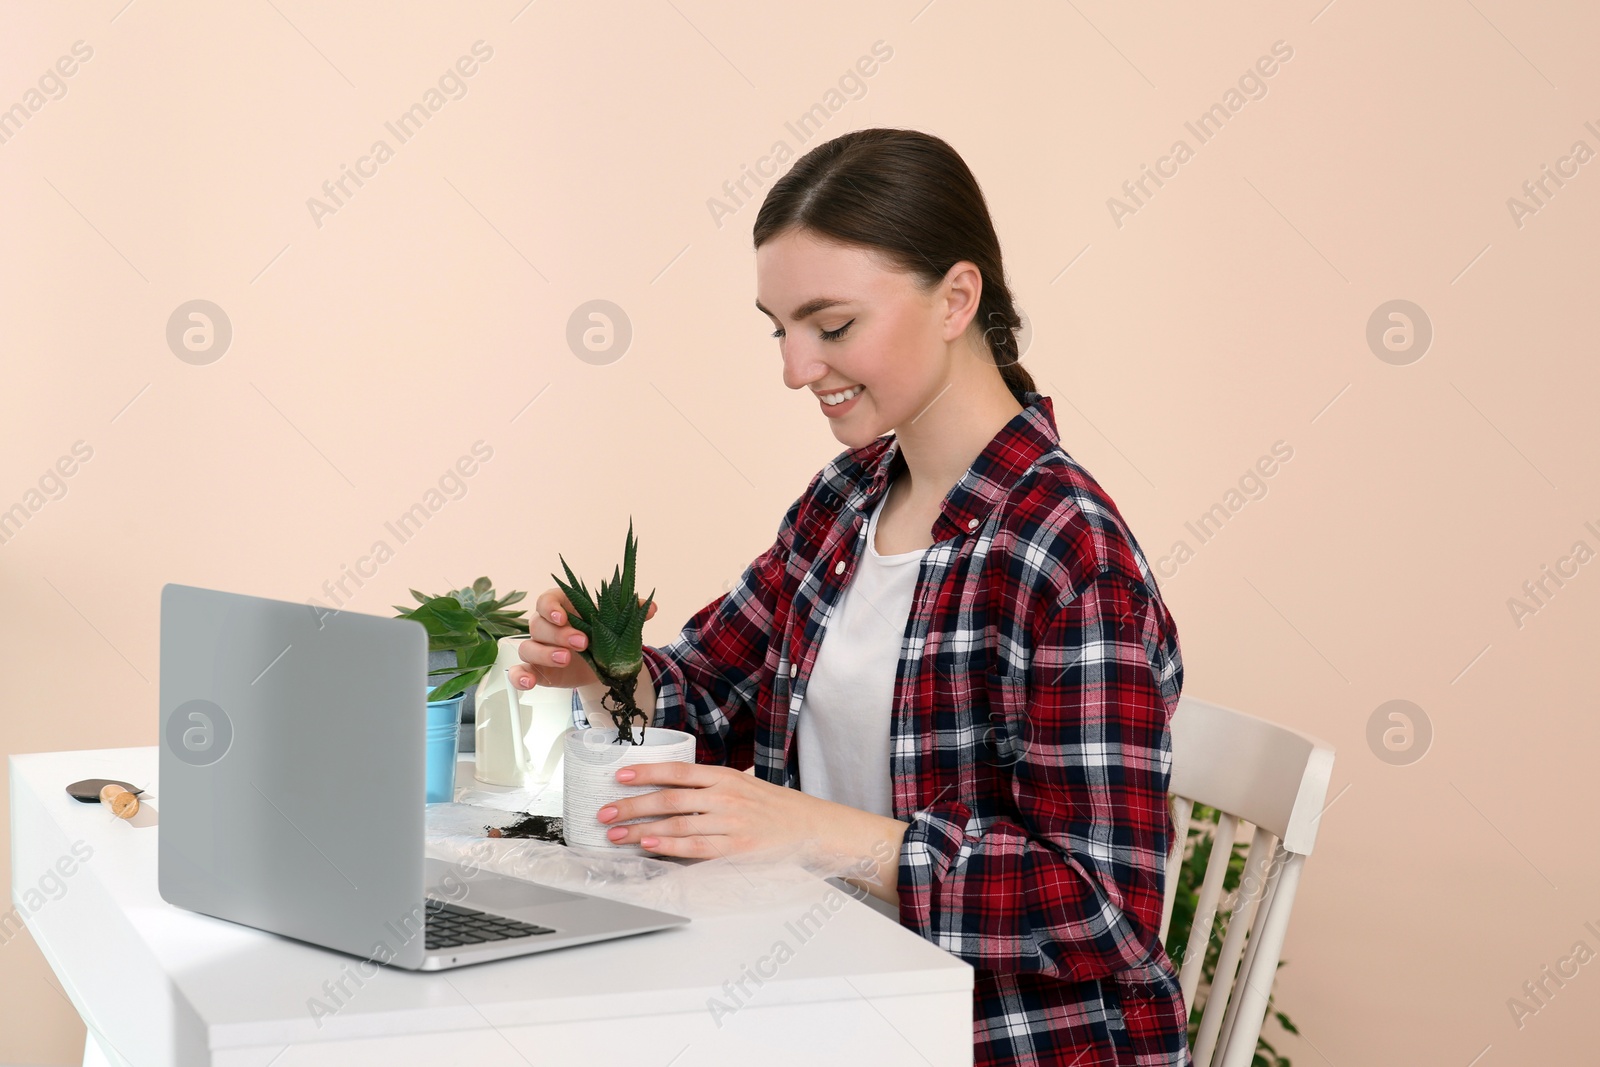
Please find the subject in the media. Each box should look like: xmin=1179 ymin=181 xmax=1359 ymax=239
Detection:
xmin=393 ymin=577 xmax=529 ymax=702
xmin=550 ymin=518 xmax=656 ymax=745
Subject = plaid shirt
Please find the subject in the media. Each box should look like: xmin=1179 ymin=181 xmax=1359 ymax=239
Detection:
xmin=636 ymin=390 xmax=1191 ymax=1067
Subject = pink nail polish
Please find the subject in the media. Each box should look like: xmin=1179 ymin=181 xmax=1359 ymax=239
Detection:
xmin=616 ymin=768 xmax=635 ymax=782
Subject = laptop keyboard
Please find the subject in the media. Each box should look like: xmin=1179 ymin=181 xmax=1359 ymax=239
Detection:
xmin=424 ymin=898 xmax=556 ymax=951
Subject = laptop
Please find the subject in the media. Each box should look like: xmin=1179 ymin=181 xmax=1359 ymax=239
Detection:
xmin=157 ymin=582 xmax=689 ymax=971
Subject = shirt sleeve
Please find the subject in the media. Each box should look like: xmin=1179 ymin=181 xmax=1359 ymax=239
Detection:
xmin=637 ymin=474 xmax=819 ymax=769
xmin=895 ymin=567 xmax=1182 ymax=982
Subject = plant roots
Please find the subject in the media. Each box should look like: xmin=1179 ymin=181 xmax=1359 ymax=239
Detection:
xmin=597 ymin=672 xmax=647 ymax=745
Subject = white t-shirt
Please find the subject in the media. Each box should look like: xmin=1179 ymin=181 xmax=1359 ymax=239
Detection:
xmin=796 ymin=485 xmax=927 ymax=817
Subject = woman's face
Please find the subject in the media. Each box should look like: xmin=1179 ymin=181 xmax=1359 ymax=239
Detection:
xmin=755 ymin=228 xmax=981 ymax=449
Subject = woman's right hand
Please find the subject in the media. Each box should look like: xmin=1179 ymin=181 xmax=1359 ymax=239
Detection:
xmin=509 ymin=588 xmax=658 ymax=691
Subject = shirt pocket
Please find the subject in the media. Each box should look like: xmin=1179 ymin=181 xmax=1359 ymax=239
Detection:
xmin=979 ymin=665 xmax=1031 ymax=770
xmin=926 ymin=637 xmax=988 ymax=732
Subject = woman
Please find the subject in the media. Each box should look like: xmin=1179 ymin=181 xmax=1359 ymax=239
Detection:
xmin=511 ymin=128 xmax=1191 ymax=1067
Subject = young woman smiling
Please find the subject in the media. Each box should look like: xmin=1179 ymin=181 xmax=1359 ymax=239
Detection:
xmin=512 ymin=128 xmax=1190 ymax=1067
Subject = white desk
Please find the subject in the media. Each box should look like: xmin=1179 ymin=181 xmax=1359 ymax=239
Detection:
xmin=10 ymin=747 xmax=973 ymax=1066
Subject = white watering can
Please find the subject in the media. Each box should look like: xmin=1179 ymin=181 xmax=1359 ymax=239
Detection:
xmin=474 ymin=635 xmax=572 ymax=787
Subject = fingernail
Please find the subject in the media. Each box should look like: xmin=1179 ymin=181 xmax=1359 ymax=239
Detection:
xmin=607 ymin=827 xmax=627 ymax=841
xmin=597 ymin=806 xmax=617 ymax=822
xmin=616 ymin=768 xmax=635 ymax=782
xmin=641 ymin=837 xmax=658 ymax=849
xmin=553 ymin=650 xmax=569 ymax=664
xmin=569 ymin=635 xmax=585 ymax=649
xmin=519 ymin=678 xmax=531 ymax=688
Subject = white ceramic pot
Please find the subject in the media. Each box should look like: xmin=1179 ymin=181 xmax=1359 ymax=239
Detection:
xmin=561 ymin=726 xmax=696 ymax=853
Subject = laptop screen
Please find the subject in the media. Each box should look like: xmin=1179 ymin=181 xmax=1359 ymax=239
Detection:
xmin=158 ymin=583 xmax=431 ymax=969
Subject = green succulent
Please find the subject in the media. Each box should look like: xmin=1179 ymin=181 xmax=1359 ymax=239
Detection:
xmin=437 ymin=580 xmax=504 ymax=615
xmin=550 ymin=518 xmax=656 ymax=744
xmin=394 ymin=577 xmax=529 ymax=702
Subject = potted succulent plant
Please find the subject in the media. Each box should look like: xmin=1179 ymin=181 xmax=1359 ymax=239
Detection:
xmin=394 ymin=577 xmax=530 ymax=704
xmin=546 ymin=518 xmax=697 ymax=853
xmin=550 ymin=518 xmax=656 ymax=745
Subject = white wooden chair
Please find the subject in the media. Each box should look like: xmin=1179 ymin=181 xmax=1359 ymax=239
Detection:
xmin=1158 ymin=696 xmax=1336 ymax=1067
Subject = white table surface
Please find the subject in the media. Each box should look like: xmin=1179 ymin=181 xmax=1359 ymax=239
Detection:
xmin=10 ymin=746 xmax=974 ymax=1066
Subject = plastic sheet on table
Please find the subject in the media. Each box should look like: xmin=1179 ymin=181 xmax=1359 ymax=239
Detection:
xmin=448 ymin=781 xmax=561 ymax=816
xmin=424 ymin=802 xmax=897 ymax=920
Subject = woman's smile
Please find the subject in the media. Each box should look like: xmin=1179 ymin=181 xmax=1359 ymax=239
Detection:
xmin=818 ymin=384 xmax=866 ymax=416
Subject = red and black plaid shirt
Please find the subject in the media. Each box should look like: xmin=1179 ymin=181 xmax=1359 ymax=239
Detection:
xmin=636 ymin=391 xmax=1191 ymax=1066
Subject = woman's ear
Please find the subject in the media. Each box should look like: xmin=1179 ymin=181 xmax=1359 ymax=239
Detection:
xmin=939 ymin=259 xmax=984 ymax=342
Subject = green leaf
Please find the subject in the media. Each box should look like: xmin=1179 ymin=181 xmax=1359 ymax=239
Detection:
xmin=548 ymin=521 xmax=650 ymax=687
xmin=481 ymin=622 xmax=528 ymax=640
xmin=472 ymin=576 xmax=491 ymax=596
xmin=426 ymin=665 xmax=485 ymax=703
xmin=483 ymin=611 xmax=528 ymax=628
xmin=454 ymin=638 xmax=499 ymax=670
xmin=484 ymin=612 xmax=529 ymax=630
xmin=406 ymin=598 xmax=477 ymax=637
xmin=429 ymin=635 xmax=478 ymax=653
xmin=551 ymin=564 xmax=601 ymax=643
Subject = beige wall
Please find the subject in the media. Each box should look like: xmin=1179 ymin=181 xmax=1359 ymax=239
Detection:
xmin=3 ymin=2 xmax=1596 ymax=1063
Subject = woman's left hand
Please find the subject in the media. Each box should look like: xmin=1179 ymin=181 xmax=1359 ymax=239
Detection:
xmin=595 ymin=762 xmax=833 ymax=859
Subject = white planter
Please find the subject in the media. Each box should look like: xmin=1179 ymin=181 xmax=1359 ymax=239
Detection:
xmin=560 ymin=726 xmax=696 ymax=853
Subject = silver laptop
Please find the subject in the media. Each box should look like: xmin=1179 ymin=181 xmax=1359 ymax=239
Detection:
xmin=157 ymin=582 xmax=689 ymax=971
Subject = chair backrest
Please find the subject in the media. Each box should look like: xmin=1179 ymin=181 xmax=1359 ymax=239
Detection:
xmin=1158 ymin=696 xmax=1335 ymax=1067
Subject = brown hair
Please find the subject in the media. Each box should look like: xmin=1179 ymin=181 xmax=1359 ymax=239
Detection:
xmin=752 ymin=127 xmax=1037 ymax=405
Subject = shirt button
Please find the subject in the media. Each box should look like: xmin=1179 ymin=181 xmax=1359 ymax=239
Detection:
xmin=834 ymin=560 xmax=846 ymax=575
xmin=967 ymin=517 xmax=979 ymax=530
xmin=790 ymin=664 xmax=798 ymax=678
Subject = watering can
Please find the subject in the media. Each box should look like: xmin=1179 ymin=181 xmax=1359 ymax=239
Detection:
xmin=473 ymin=635 xmax=572 ymax=787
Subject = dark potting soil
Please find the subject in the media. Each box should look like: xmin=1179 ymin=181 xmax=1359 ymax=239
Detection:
xmin=485 ymin=813 xmax=564 ymax=842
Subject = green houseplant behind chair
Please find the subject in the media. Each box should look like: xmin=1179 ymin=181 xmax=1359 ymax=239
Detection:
xmin=1158 ymin=696 xmax=1336 ymax=1067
